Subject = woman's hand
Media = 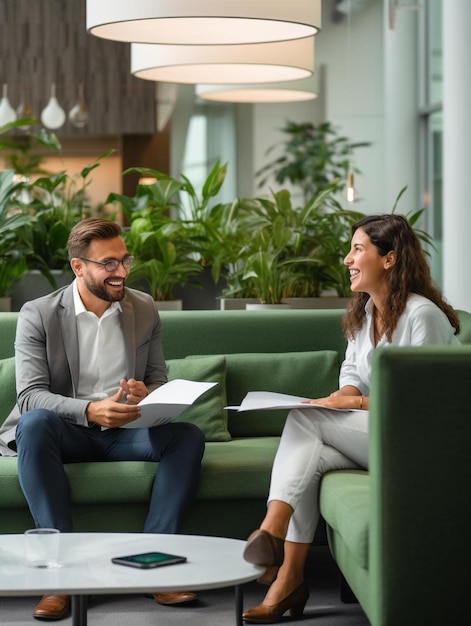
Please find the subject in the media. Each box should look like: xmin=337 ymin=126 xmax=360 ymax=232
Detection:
xmin=302 ymin=393 xmax=366 ymax=410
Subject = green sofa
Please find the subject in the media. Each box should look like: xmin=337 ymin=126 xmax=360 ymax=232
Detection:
xmin=320 ymin=343 xmax=471 ymax=626
xmin=1 ymin=308 xmax=471 ymax=626
xmin=0 ymin=309 xmax=347 ymax=539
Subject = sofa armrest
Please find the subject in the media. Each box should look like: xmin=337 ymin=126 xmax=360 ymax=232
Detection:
xmin=368 ymin=345 xmax=471 ymax=626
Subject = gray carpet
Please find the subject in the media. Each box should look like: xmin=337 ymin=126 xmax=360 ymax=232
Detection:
xmin=0 ymin=546 xmax=370 ymax=625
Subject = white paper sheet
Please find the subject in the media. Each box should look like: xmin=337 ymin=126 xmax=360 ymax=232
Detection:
xmin=226 ymin=391 xmax=352 ymax=413
xmin=121 ymin=379 xmax=217 ymax=428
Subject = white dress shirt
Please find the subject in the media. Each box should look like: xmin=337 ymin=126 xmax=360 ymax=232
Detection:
xmin=72 ymin=279 xmax=126 ymax=401
xmin=339 ymin=293 xmax=460 ymax=396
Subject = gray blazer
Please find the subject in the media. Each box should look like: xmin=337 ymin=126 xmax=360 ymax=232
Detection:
xmin=0 ymin=284 xmax=168 ymax=456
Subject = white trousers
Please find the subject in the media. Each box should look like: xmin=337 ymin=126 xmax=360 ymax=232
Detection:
xmin=268 ymin=407 xmax=369 ymax=543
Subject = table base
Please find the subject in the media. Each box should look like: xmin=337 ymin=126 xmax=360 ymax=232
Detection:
xmin=71 ymin=585 xmax=245 ymax=626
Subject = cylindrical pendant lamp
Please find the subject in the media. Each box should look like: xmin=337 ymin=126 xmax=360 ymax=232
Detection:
xmin=131 ymin=37 xmax=315 ymax=84
xmin=87 ymin=0 xmax=321 ymax=45
xmin=196 ymin=74 xmax=318 ymax=103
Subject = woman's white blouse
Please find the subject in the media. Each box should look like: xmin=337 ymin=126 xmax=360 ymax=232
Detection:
xmin=339 ymin=293 xmax=460 ymax=396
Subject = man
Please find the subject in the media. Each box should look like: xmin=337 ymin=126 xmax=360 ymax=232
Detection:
xmin=0 ymin=218 xmax=205 ymax=620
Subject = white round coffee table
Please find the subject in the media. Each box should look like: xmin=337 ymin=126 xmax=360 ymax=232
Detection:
xmin=0 ymin=532 xmax=264 ymax=625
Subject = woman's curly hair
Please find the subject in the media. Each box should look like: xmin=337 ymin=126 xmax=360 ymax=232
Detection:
xmin=343 ymin=214 xmax=460 ymax=340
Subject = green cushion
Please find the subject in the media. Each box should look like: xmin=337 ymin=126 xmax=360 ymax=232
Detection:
xmin=320 ymin=470 xmax=370 ymax=569
xmin=166 ymin=355 xmax=230 ymax=442
xmin=0 ymin=356 xmax=16 ymax=426
xmin=225 ymin=351 xmax=340 ymax=437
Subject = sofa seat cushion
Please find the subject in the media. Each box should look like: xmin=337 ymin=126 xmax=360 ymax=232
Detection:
xmin=198 ymin=437 xmax=280 ymax=498
xmin=0 ymin=437 xmax=280 ymax=508
xmin=320 ymin=470 xmax=370 ymax=569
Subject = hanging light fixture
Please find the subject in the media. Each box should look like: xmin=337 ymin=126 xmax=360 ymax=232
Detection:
xmin=40 ymin=84 xmax=66 ymax=130
xmin=345 ymin=0 xmax=357 ymax=203
xmin=131 ymin=37 xmax=314 ymax=84
xmin=86 ymin=0 xmax=321 ymax=45
xmin=0 ymin=84 xmax=17 ymax=126
xmin=345 ymin=172 xmax=357 ymax=203
xmin=196 ymin=74 xmax=318 ymax=104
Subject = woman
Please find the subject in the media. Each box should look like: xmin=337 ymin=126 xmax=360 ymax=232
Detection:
xmin=242 ymin=214 xmax=460 ymax=624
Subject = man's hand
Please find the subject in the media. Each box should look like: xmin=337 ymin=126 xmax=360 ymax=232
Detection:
xmin=86 ymin=388 xmax=142 ymax=429
xmin=120 ymin=378 xmax=149 ymax=405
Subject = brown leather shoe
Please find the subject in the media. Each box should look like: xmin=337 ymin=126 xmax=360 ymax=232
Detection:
xmin=151 ymin=591 xmax=197 ymax=605
xmin=33 ymin=595 xmax=70 ymax=620
xmin=242 ymin=583 xmax=309 ymax=624
xmin=243 ymin=530 xmax=284 ymax=567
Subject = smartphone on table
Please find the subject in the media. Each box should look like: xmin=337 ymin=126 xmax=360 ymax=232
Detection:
xmin=111 ymin=551 xmax=187 ymax=569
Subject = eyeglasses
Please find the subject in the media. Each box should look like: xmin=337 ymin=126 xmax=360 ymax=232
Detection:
xmin=79 ymin=255 xmax=135 ymax=272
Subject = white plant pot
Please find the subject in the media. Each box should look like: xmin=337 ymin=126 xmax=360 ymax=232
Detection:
xmin=246 ymin=303 xmax=291 ymax=310
xmin=219 ymin=298 xmax=259 ymax=310
xmin=156 ymin=299 xmax=183 ymax=311
xmin=0 ymin=296 xmax=12 ymax=312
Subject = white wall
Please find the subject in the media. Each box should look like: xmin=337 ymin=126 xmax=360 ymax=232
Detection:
xmin=238 ymin=0 xmax=385 ymax=214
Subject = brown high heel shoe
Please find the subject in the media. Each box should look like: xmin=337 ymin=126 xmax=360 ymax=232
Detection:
xmin=243 ymin=530 xmax=284 ymax=567
xmin=242 ymin=582 xmax=309 ymax=624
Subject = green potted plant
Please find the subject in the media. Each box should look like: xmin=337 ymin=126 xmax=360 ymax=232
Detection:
xmin=107 ymin=173 xmax=201 ymax=308
xmin=8 ymin=143 xmax=114 ymax=309
xmin=0 ymin=119 xmax=38 ymax=309
xmin=256 ymin=120 xmax=371 ymax=203
xmin=107 ymin=161 xmax=242 ymax=309
xmin=220 ymin=185 xmax=366 ymax=308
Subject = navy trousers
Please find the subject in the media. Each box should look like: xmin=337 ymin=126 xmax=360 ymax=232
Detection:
xmin=16 ymin=409 xmax=205 ymax=533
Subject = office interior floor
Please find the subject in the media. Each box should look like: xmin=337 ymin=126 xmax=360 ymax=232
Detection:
xmin=0 ymin=545 xmax=370 ymax=625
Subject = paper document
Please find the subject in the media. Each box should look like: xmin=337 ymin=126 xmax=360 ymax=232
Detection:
xmin=122 ymin=379 xmax=217 ymax=428
xmin=227 ymin=391 xmax=352 ymax=413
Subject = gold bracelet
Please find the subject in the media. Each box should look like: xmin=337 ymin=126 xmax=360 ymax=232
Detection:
xmin=359 ymin=396 xmax=363 ymax=410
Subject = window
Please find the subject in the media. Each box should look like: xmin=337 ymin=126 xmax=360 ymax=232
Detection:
xmin=419 ymin=0 xmax=443 ymax=285
xmin=180 ymin=102 xmax=236 ymax=218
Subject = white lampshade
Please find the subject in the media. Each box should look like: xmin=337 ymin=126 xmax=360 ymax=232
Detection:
xmin=87 ymin=0 xmax=321 ymax=45
xmin=0 ymin=84 xmax=17 ymax=126
xmin=196 ymin=75 xmax=319 ymax=103
xmin=131 ymin=37 xmax=315 ymax=84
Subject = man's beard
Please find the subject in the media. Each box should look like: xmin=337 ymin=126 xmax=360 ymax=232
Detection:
xmin=83 ymin=275 xmax=125 ymax=302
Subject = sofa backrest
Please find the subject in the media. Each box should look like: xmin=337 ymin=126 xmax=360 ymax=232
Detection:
xmin=0 ymin=312 xmax=18 ymax=360
xmin=160 ymin=310 xmax=346 ymax=437
xmin=2 ymin=308 xmax=471 ymax=437
xmin=368 ymin=343 xmax=471 ymax=625
xmin=159 ymin=310 xmax=347 ymax=358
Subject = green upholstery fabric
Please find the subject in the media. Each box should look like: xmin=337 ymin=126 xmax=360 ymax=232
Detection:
xmin=0 ymin=356 xmax=16 ymax=426
xmin=225 ymin=351 xmax=340 ymax=437
xmin=320 ymin=470 xmax=370 ymax=569
xmin=167 ymin=355 xmax=230 ymax=441
xmin=160 ymin=310 xmax=347 ymax=359
xmin=321 ymin=344 xmax=471 ymax=626
xmin=0 ymin=437 xmax=279 ymax=509
xmin=0 ymin=312 xmax=18 ymax=359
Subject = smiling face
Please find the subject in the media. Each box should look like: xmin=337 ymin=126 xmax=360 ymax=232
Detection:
xmin=344 ymin=227 xmax=395 ymax=300
xmin=71 ymin=235 xmax=130 ymax=315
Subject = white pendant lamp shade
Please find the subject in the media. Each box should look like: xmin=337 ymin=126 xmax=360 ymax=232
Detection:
xmin=196 ymin=74 xmax=318 ymax=103
xmin=87 ymin=0 xmax=321 ymax=45
xmin=0 ymin=84 xmax=17 ymax=126
xmin=131 ymin=37 xmax=315 ymax=84
xmin=40 ymin=84 xmax=66 ymax=130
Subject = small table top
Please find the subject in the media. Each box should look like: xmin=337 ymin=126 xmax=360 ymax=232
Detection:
xmin=0 ymin=532 xmax=263 ymax=596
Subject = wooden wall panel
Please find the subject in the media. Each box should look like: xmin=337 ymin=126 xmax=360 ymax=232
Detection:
xmin=0 ymin=0 xmax=156 ymax=135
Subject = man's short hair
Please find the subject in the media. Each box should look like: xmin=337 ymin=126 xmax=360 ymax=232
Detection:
xmin=68 ymin=218 xmax=122 ymax=260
